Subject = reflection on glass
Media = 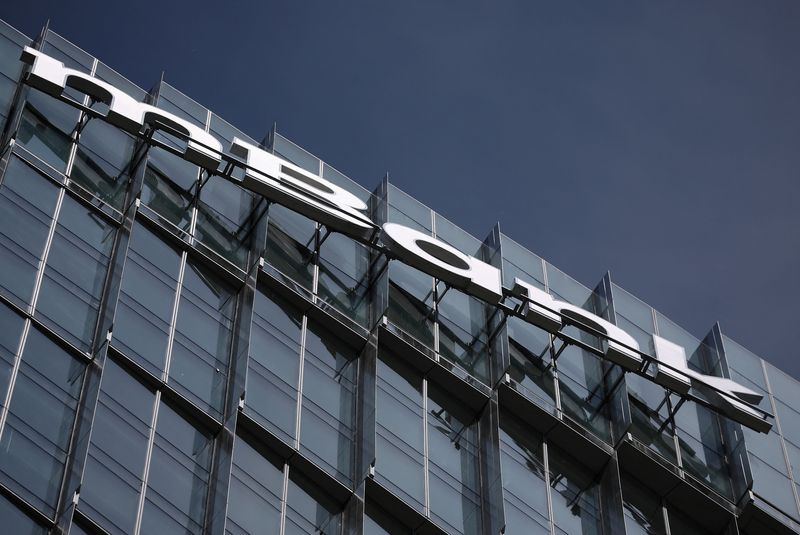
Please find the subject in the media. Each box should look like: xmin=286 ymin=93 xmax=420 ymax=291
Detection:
xmin=72 ymin=119 xmax=135 ymax=210
xmin=36 ymin=195 xmax=114 ymax=352
xmin=170 ymin=261 xmax=235 ymax=417
xmin=375 ymin=354 xmax=425 ymax=511
xmin=300 ymin=319 xmax=357 ymax=486
xmin=0 ymin=157 xmax=59 ymax=308
xmin=246 ymin=287 xmax=302 ymax=445
xmin=16 ymin=91 xmax=77 ymax=172
xmin=226 ymin=435 xmax=283 ymax=535
xmin=0 ymin=328 xmax=85 ymax=515
xmin=500 ymin=413 xmax=551 ymax=535
xmin=427 ymin=385 xmax=481 ymax=535
xmin=140 ymin=402 xmax=213 ymax=535
xmin=112 ymin=222 xmax=181 ymax=375
xmin=80 ymin=360 xmax=154 ymax=535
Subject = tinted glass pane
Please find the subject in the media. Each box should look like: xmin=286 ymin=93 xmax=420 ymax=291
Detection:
xmin=300 ymin=320 xmax=356 ymax=485
xmin=500 ymin=414 xmax=550 ymax=535
xmin=81 ymin=360 xmax=154 ymax=535
xmin=0 ymin=328 xmax=84 ymax=515
xmin=112 ymin=222 xmax=180 ymax=375
xmin=170 ymin=262 xmax=234 ymax=417
xmin=72 ymin=119 xmax=135 ymax=210
xmin=36 ymin=195 xmax=114 ymax=351
xmin=17 ymin=91 xmax=76 ymax=172
xmin=226 ymin=437 xmax=283 ymax=535
xmin=0 ymin=493 xmax=46 ymax=535
xmin=0 ymin=157 xmax=59 ymax=308
xmin=246 ymin=288 xmax=302 ymax=444
xmin=140 ymin=403 xmax=213 ymax=535
xmin=427 ymin=385 xmax=481 ymax=535
xmin=375 ymin=355 xmax=425 ymax=510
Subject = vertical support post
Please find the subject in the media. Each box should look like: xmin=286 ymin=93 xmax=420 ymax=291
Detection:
xmin=53 ymin=125 xmax=148 ymax=534
xmin=483 ymin=223 xmax=508 ymax=389
xmin=206 ymin=185 xmax=267 ymax=534
xmin=707 ymin=323 xmax=754 ymax=505
xmin=478 ymin=394 xmax=504 ymax=535
xmin=593 ymin=272 xmax=632 ymax=446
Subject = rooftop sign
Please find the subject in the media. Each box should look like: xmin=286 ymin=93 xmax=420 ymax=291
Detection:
xmin=18 ymin=47 xmax=772 ymax=433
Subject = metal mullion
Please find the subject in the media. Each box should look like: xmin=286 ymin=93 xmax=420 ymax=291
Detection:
xmin=28 ymin=187 xmax=65 ymax=314
xmin=422 ymin=375 xmax=430 ymax=516
xmin=162 ymin=252 xmax=188 ymax=382
xmin=61 ymin=58 xmax=96 ymax=187
xmin=279 ymin=463 xmax=290 ymax=535
xmin=542 ymin=440 xmax=556 ymax=535
xmin=0 ymin=319 xmax=31 ymax=439
xmin=761 ymin=359 xmax=800 ymax=516
xmin=133 ymin=390 xmax=162 ymax=535
xmin=294 ymin=315 xmax=309 ymax=450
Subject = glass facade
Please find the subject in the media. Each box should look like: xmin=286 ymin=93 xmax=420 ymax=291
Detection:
xmin=0 ymin=18 xmax=796 ymax=535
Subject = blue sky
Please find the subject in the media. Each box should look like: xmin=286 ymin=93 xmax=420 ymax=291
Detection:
xmin=4 ymin=1 xmax=799 ymax=377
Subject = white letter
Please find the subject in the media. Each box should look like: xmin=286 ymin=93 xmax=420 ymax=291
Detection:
xmin=652 ymin=334 xmax=770 ymax=433
xmin=380 ymin=223 xmax=502 ymax=303
xmin=511 ymin=278 xmax=643 ymax=370
xmin=21 ymin=47 xmax=222 ymax=169
xmin=230 ymin=137 xmax=375 ymax=241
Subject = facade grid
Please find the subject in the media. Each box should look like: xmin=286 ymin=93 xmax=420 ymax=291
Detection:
xmin=0 ymin=18 xmax=796 ymax=535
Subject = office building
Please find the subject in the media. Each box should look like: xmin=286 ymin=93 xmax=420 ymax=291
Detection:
xmin=0 ymin=19 xmax=797 ymax=535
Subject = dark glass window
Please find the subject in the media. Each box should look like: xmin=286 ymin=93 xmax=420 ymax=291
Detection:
xmin=299 ymin=319 xmax=357 ymax=486
xmin=80 ymin=359 xmax=155 ymax=535
xmin=0 ymin=328 xmax=85 ymax=515
xmin=140 ymin=147 xmax=198 ymax=232
xmin=374 ymin=353 xmax=425 ymax=511
xmin=169 ymin=261 xmax=235 ymax=417
xmin=226 ymin=436 xmax=284 ymax=535
xmin=0 ymin=493 xmax=46 ymax=535
xmin=621 ymin=473 xmax=666 ymax=535
xmin=284 ymin=471 xmax=342 ymax=535
xmin=16 ymin=90 xmax=77 ymax=172
xmin=72 ymin=118 xmax=136 ymax=210
xmin=548 ymin=444 xmax=602 ymax=535
xmin=246 ymin=287 xmax=302 ymax=444
xmin=264 ymin=203 xmax=316 ymax=291
xmin=112 ymin=222 xmax=181 ymax=375
xmin=36 ymin=195 xmax=114 ymax=352
xmin=0 ymin=157 xmax=59 ymax=309
xmin=427 ymin=385 xmax=482 ymax=535
xmin=140 ymin=402 xmax=213 ymax=535
xmin=0 ymin=303 xmax=24 ymax=405
xmin=499 ymin=413 xmax=550 ymax=535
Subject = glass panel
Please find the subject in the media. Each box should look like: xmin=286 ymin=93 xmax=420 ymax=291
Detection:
xmin=16 ymin=90 xmax=77 ymax=172
xmin=375 ymin=353 xmax=425 ymax=511
xmin=0 ymin=328 xmax=85 ymax=515
xmin=621 ymin=473 xmax=666 ymax=535
xmin=0 ymin=303 xmax=24 ymax=409
xmin=299 ymin=319 xmax=357 ymax=486
xmin=317 ymin=232 xmax=371 ymax=327
xmin=548 ymin=443 xmax=602 ymax=535
xmin=112 ymin=222 xmax=181 ymax=375
xmin=0 ymin=493 xmax=46 ymax=535
xmin=499 ymin=413 xmax=551 ymax=535
xmin=427 ymin=384 xmax=482 ymax=535
xmin=0 ymin=157 xmax=59 ymax=308
xmin=36 ymin=195 xmax=114 ymax=351
xmin=196 ymin=175 xmax=258 ymax=269
xmin=170 ymin=261 xmax=235 ymax=417
xmin=272 ymin=133 xmax=320 ymax=175
xmin=264 ymin=203 xmax=316 ymax=291
xmin=141 ymin=147 xmax=198 ymax=232
xmin=72 ymin=118 xmax=135 ymax=210
xmin=246 ymin=287 xmax=302 ymax=444
xmin=226 ymin=436 xmax=284 ymax=535
xmin=508 ymin=317 xmax=556 ymax=411
xmin=80 ymin=359 xmax=155 ymax=535
xmin=284 ymin=471 xmax=342 ymax=535
xmin=140 ymin=402 xmax=213 ymax=535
